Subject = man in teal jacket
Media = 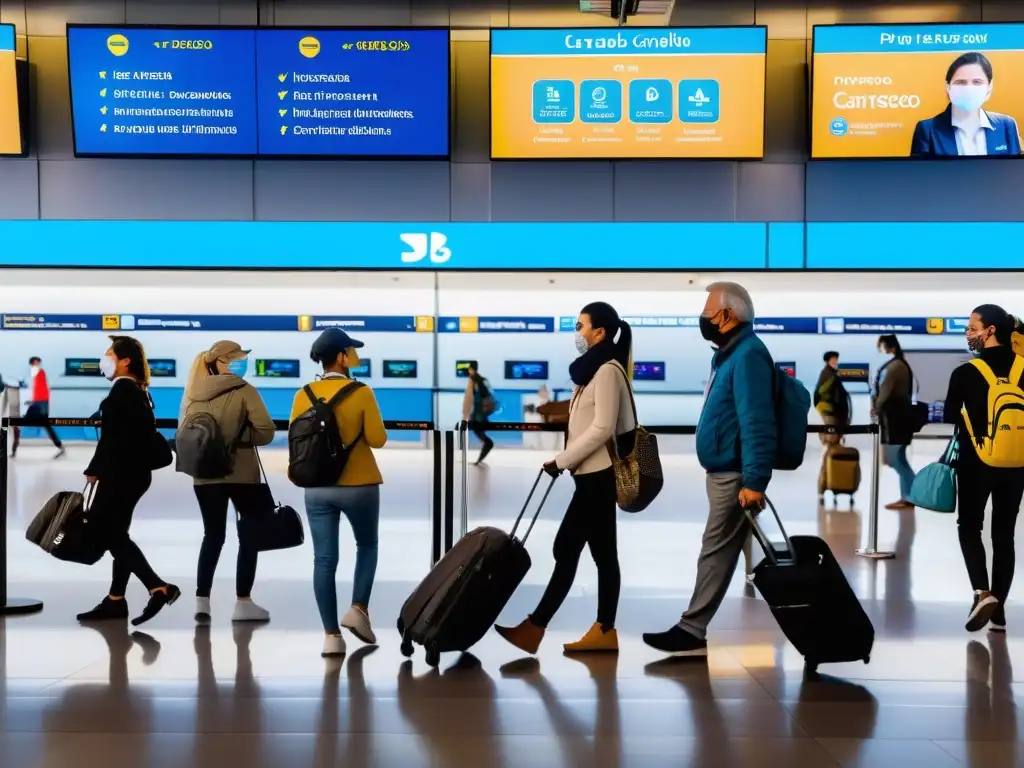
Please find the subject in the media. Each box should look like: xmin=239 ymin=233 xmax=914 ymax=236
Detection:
xmin=643 ymin=281 xmax=777 ymax=657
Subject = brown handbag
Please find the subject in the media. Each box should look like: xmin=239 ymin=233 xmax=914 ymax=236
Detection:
xmin=606 ymin=364 xmax=663 ymax=513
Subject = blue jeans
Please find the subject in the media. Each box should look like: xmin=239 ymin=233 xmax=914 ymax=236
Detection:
xmin=883 ymin=445 xmax=916 ymax=500
xmin=304 ymin=485 xmax=380 ymax=633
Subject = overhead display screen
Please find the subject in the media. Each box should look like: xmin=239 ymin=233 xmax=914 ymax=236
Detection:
xmin=490 ymin=27 xmax=767 ymax=159
xmin=812 ymin=23 xmax=1024 ymax=158
xmin=254 ymin=28 xmax=449 ymax=157
xmin=67 ymin=25 xmax=257 ymax=156
xmin=0 ymin=24 xmax=22 ymax=156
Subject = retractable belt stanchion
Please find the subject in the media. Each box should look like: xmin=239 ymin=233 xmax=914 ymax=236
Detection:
xmin=855 ymin=422 xmax=895 ymax=560
xmin=431 ymin=429 xmax=442 ymax=567
xmin=443 ymin=431 xmax=455 ymax=554
xmin=0 ymin=424 xmax=44 ymax=615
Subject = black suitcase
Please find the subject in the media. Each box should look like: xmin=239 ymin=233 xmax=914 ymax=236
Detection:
xmin=397 ymin=469 xmax=556 ymax=667
xmin=25 ymin=484 xmax=106 ymax=566
xmin=748 ymin=498 xmax=874 ymax=675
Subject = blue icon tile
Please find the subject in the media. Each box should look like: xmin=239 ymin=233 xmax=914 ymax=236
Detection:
xmin=532 ymin=80 xmax=575 ymax=123
xmin=628 ymin=79 xmax=672 ymax=124
xmin=679 ymin=79 xmax=719 ymax=123
xmin=579 ymin=79 xmax=622 ymax=124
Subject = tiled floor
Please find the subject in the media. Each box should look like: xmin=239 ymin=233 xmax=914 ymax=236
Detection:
xmin=2 ymin=439 xmax=1022 ymax=767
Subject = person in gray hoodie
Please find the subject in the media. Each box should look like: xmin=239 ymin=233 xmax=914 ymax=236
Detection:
xmin=179 ymin=341 xmax=276 ymax=624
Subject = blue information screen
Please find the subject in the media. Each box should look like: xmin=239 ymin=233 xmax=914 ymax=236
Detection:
xmin=65 ymin=358 xmax=102 ymax=377
xmin=456 ymin=360 xmax=476 ymax=378
xmin=148 ymin=358 xmax=177 ymax=378
xmin=505 ymin=361 xmax=549 ymax=381
xmin=255 ymin=29 xmax=449 ymax=156
xmin=383 ymin=360 xmax=418 ymax=379
xmin=67 ymin=26 xmax=257 ymax=156
xmin=350 ymin=360 xmax=371 ymax=378
xmin=633 ymin=362 xmax=666 ymax=382
xmin=254 ymin=358 xmax=300 ymax=378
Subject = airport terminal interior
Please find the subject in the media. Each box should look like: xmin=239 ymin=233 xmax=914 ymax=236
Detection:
xmin=4 ymin=1 xmax=1024 ymax=767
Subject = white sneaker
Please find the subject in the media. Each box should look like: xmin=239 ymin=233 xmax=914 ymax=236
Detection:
xmin=341 ymin=605 xmax=377 ymax=645
xmin=195 ymin=597 xmax=211 ymax=623
xmin=322 ymin=633 xmax=347 ymax=658
xmin=232 ymin=599 xmax=270 ymax=623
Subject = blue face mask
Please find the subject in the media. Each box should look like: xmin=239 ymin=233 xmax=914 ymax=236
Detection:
xmin=227 ymin=358 xmax=248 ymax=377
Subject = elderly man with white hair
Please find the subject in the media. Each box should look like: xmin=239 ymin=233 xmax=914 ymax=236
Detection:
xmin=644 ymin=281 xmax=777 ymax=657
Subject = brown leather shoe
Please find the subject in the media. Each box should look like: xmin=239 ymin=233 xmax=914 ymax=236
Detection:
xmin=494 ymin=616 xmax=545 ymax=655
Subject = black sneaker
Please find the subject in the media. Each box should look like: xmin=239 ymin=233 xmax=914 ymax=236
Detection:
xmin=989 ymin=605 xmax=1007 ymax=634
xmin=131 ymin=584 xmax=181 ymax=627
xmin=642 ymin=625 xmax=708 ymax=657
xmin=966 ymin=591 xmax=999 ymax=632
xmin=76 ymin=597 xmax=128 ymax=622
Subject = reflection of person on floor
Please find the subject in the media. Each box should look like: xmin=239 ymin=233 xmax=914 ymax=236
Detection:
xmin=462 ymin=362 xmax=495 ymax=465
xmin=25 ymin=356 xmax=65 ymax=458
xmin=495 ymin=302 xmax=634 ymax=655
xmin=965 ymin=636 xmax=1017 ymax=748
xmin=644 ymin=282 xmax=776 ymax=659
xmin=316 ymin=646 xmax=376 ymax=768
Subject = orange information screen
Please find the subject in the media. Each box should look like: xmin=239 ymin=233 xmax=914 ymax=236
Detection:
xmin=490 ymin=27 xmax=766 ymax=160
xmin=0 ymin=24 xmax=21 ymax=156
xmin=812 ymin=23 xmax=1024 ymax=158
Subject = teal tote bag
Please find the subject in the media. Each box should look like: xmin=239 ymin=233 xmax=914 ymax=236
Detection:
xmin=906 ymin=434 xmax=958 ymax=513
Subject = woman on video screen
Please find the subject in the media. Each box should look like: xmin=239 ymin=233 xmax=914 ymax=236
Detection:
xmin=910 ymin=51 xmax=1022 ymax=157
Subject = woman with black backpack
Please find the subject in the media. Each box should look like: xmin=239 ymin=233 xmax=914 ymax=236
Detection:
xmin=289 ymin=328 xmax=387 ymax=658
xmin=462 ymin=362 xmax=495 ymax=465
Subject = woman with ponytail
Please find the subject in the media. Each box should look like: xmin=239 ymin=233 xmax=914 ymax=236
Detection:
xmin=495 ymin=302 xmax=635 ymax=655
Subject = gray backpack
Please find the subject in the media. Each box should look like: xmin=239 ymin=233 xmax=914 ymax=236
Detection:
xmin=176 ymin=388 xmax=245 ymax=479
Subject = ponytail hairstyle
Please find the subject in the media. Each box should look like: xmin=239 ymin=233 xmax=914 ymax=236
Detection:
xmin=972 ymin=303 xmax=1014 ymax=347
xmin=581 ymin=301 xmax=633 ymax=377
xmin=108 ymin=335 xmax=150 ymax=389
xmin=877 ymin=334 xmax=904 ymax=361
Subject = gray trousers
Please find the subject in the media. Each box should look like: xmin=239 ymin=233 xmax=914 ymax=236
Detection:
xmin=678 ymin=472 xmax=750 ymax=640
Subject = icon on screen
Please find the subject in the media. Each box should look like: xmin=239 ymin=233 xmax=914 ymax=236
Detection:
xmin=532 ymin=80 xmax=575 ymax=124
xmin=580 ymin=80 xmax=621 ymax=124
xmin=299 ymin=36 xmax=321 ymax=58
xmin=546 ymin=86 xmax=560 ymax=103
xmin=645 ymin=87 xmax=659 ymax=102
xmin=106 ymin=34 xmax=129 ymax=56
xmin=591 ymin=87 xmax=606 ymax=105
xmin=829 ymin=117 xmax=848 ymax=136
xmin=629 ymin=79 xmax=672 ymax=124
xmin=679 ymin=79 xmax=719 ymax=123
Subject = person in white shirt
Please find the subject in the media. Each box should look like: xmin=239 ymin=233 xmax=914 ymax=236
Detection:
xmin=495 ymin=302 xmax=635 ymax=655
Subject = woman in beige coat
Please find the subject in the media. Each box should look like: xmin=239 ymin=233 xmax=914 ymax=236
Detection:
xmin=179 ymin=341 xmax=276 ymax=623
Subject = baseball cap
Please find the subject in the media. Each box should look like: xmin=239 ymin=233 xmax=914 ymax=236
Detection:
xmin=310 ymin=328 xmax=364 ymax=363
xmin=203 ymin=340 xmax=250 ymax=363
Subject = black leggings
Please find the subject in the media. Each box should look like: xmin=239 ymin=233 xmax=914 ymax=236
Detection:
xmin=95 ymin=473 xmax=163 ymax=596
xmin=532 ymin=467 xmax=620 ymax=628
xmin=194 ymin=484 xmax=261 ymax=599
xmin=957 ymin=463 xmax=1024 ymax=602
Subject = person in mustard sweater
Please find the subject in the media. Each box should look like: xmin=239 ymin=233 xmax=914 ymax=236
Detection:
xmin=290 ymin=328 xmax=387 ymax=658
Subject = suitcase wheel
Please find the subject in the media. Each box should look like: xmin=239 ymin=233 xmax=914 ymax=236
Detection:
xmin=400 ymin=637 xmax=414 ymax=658
xmin=864 ymin=656 xmax=870 ymax=665
xmin=804 ymin=660 xmax=819 ymax=676
xmin=425 ymin=647 xmax=441 ymax=667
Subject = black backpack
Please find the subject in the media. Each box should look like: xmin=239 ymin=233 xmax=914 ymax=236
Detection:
xmin=176 ymin=411 xmax=236 ymax=479
xmin=288 ymin=382 xmax=365 ymax=488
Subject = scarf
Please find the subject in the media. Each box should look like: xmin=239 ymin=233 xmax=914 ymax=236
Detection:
xmin=569 ymin=339 xmax=618 ymax=388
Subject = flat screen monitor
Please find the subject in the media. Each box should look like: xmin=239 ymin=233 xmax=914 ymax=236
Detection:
xmin=65 ymin=358 xmax=102 ymax=377
xmin=383 ymin=360 xmax=417 ymax=379
xmin=148 ymin=358 xmax=176 ymax=378
xmin=254 ymin=358 xmax=300 ymax=378
xmin=837 ymin=362 xmax=870 ymax=384
xmin=490 ymin=26 xmax=767 ymax=159
xmin=67 ymin=25 xmax=258 ymax=156
xmin=456 ymin=360 xmax=477 ymax=378
xmin=349 ymin=360 xmax=371 ymax=378
xmin=811 ymin=23 xmax=1024 ymax=158
xmin=633 ymin=361 xmax=666 ymax=381
xmin=504 ymin=360 xmax=548 ymax=380
xmin=0 ymin=24 xmax=23 ymax=156
xmin=254 ymin=28 xmax=450 ymax=157
xmin=775 ymin=361 xmax=797 ymax=378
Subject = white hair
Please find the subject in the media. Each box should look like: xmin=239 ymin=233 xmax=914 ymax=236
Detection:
xmin=706 ymin=281 xmax=755 ymax=322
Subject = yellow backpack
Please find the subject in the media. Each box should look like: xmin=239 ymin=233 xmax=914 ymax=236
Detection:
xmin=962 ymin=356 xmax=1024 ymax=468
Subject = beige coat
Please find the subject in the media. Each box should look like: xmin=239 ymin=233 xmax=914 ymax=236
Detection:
xmin=555 ymin=361 xmax=635 ymax=475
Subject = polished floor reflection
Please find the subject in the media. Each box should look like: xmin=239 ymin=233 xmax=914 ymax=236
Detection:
xmin=2 ymin=440 xmax=1023 ymax=767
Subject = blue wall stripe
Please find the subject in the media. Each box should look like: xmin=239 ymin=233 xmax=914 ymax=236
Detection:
xmin=767 ymin=222 xmax=804 ymax=269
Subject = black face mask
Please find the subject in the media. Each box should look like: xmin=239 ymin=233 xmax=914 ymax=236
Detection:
xmin=699 ymin=311 xmax=729 ymax=345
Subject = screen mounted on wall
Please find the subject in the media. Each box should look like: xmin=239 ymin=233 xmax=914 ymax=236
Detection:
xmin=0 ymin=24 xmax=23 ymax=157
xmin=812 ymin=23 xmax=1024 ymax=159
xmin=383 ymin=360 xmax=418 ymax=379
xmin=148 ymin=358 xmax=177 ymax=378
xmin=456 ymin=360 xmax=477 ymax=378
xmin=505 ymin=361 xmax=549 ymax=380
xmin=633 ymin=361 xmax=665 ymax=381
xmin=64 ymin=358 xmax=102 ymax=377
xmin=490 ymin=26 xmax=767 ymax=160
xmin=349 ymin=359 xmax=371 ymax=378
xmin=254 ymin=358 xmax=300 ymax=378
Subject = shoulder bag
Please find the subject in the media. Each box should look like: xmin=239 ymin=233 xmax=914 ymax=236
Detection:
xmin=237 ymin=441 xmax=305 ymax=552
xmin=606 ymin=364 xmax=663 ymax=513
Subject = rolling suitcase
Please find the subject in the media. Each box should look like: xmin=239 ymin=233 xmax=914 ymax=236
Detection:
xmin=819 ymin=443 xmax=861 ymax=505
xmin=748 ymin=498 xmax=874 ymax=675
xmin=397 ymin=469 xmax=556 ymax=667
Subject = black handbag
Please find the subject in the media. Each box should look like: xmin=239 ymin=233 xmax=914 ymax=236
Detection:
xmin=26 ymin=483 xmax=106 ymax=565
xmin=237 ymin=446 xmax=304 ymax=552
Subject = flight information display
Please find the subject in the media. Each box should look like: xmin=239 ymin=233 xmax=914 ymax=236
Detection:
xmin=254 ymin=358 xmax=300 ymax=378
xmin=633 ymin=361 xmax=665 ymax=381
xmin=383 ymin=360 xmax=418 ymax=379
xmin=148 ymin=358 xmax=177 ymax=378
xmin=67 ymin=25 xmax=258 ymax=156
xmin=456 ymin=360 xmax=477 ymax=377
xmin=65 ymin=358 xmax=102 ymax=377
xmin=349 ymin=360 xmax=371 ymax=378
xmin=255 ymin=28 xmax=449 ymax=157
xmin=0 ymin=24 xmax=22 ymax=156
xmin=505 ymin=361 xmax=549 ymax=380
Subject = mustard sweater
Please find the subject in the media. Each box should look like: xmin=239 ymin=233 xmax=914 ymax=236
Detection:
xmin=288 ymin=378 xmax=388 ymax=486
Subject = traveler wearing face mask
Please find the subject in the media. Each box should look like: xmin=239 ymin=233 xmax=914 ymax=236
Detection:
xmin=24 ymin=356 xmax=65 ymax=458
xmin=911 ymin=51 xmax=1022 ymax=157
xmin=180 ymin=341 xmax=276 ymax=624
xmin=77 ymin=336 xmax=180 ymax=626
xmin=495 ymin=302 xmax=634 ymax=655
xmin=644 ymin=282 xmax=776 ymax=658
xmin=943 ymin=305 xmax=1024 ymax=633
xmin=461 ymin=362 xmax=495 ymax=465
xmin=872 ymin=334 xmax=916 ymax=510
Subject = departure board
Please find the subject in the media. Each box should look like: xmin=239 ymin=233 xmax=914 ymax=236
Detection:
xmin=0 ymin=24 xmax=22 ymax=156
xmin=67 ymin=26 xmax=258 ymax=156
xmin=255 ymin=28 xmax=449 ymax=157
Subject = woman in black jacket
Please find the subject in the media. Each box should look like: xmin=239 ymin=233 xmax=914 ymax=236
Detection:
xmin=944 ymin=305 xmax=1024 ymax=634
xmin=76 ymin=336 xmax=180 ymax=627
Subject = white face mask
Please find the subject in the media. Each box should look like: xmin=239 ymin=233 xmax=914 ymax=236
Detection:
xmin=948 ymin=83 xmax=989 ymax=112
xmin=574 ymin=333 xmax=589 ymax=355
xmin=99 ymin=356 xmax=117 ymax=380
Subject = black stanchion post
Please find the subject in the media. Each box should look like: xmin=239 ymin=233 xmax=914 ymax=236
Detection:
xmin=0 ymin=426 xmax=43 ymax=615
xmin=443 ymin=431 xmax=455 ymax=553
xmin=431 ymin=430 xmax=441 ymax=567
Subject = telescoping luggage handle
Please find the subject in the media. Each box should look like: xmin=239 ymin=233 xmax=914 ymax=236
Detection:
xmin=745 ymin=496 xmax=795 ymax=567
xmin=509 ymin=469 xmax=557 ymax=545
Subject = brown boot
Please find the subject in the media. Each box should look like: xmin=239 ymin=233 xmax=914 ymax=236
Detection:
xmin=494 ymin=616 xmax=545 ymax=655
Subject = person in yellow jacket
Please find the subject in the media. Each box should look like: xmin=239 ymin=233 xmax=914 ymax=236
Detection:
xmin=290 ymin=328 xmax=387 ymax=658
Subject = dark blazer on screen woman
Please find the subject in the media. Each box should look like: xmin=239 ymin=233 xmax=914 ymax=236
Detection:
xmin=910 ymin=105 xmax=1022 ymax=157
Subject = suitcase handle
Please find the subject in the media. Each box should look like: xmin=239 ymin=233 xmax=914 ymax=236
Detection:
xmin=510 ymin=469 xmax=558 ymax=545
xmin=82 ymin=482 xmax=97 ymax=511
xmin=745 ymin=496 xmax=794 ymax=566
